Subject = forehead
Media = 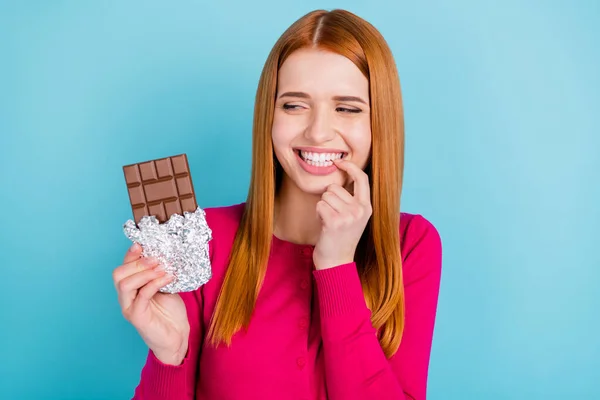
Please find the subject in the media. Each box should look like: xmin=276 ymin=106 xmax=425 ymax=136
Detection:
xmin=277 ymin=48 xmax=368 ymax=96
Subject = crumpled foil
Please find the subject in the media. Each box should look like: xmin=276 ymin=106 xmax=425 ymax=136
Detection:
xmin=123 ymin=207 xmax=212 ymax=293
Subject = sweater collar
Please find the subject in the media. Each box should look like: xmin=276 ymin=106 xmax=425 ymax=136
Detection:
xmin=271 ymin=234 xmax=314 ymax=258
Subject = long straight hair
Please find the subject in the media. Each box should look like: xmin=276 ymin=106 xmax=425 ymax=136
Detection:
xmin=206 ymin=9 xmax=405 ymax=358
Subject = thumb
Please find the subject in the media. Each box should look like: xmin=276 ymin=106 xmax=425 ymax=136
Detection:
xmin=123 ymin=242 xmax=142 ymax=264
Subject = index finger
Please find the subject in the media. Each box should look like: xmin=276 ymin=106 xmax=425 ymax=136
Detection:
xmin=333 ymin=159 xmax=371 ymax=203
xmin=123 ymin=243 xmax=143 ymax=264
xmin=113 ymin=256 xmax=160 ymax=286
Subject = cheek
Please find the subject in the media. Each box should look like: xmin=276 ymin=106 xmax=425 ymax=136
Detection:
xmin=345 ymin=122 xmax=372 ymax=165
xmin=271 ymin=115 xmax=287 ymax=151
xmin=271 ymin=113 xmax=296 ymax=162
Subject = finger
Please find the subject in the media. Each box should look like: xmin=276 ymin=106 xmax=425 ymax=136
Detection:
xmin=325 ymin=184 xmax=354 ymax=204
xmin=321 ymin=190 xmax=349 ymax=214
xmin=118 ymin=268 xmax=167 ymax=311
xmin=113 ymin=256 xmax=160 ymax=287
xmin=123 ymin=243 xmax=143 ymax=264
xmin=130 ymin=273 xmax=176 ymax=316
xmin=316 ymin=199 xmax=336 ymax=226
xmin=333 ymin=159 xmax=371 ymax=204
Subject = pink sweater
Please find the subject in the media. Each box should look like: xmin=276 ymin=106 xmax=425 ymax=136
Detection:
xmin=132 ymin=202 xmax=442 ymax=400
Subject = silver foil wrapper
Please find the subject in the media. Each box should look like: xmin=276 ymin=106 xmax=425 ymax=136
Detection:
xmin=123 ymin=207 xmax=212 ymax=293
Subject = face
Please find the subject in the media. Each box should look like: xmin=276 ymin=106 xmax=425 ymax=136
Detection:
xmin=272 ymin=48 xmax=372 ymax=195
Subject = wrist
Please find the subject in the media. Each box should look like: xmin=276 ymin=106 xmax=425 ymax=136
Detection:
xmin=313 ymin=257 xmax=354 ymax=270
xmin=153 ymin=348 xmax=186 ymax=366
xmin=152 ymin=338 xmax=189 ymax=366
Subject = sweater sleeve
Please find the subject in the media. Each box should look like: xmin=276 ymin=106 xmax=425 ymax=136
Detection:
xmin=313 ymin=214 xmax=442 ymax=400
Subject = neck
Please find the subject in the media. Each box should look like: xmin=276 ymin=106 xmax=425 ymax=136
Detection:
xmin=274 ymin=177 xmax=322 ymax=246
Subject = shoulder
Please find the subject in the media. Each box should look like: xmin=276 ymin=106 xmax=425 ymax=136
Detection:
xmin=399 ymin=212 xmax=442 ymax=250
xmin=191 ymin=202 xmax=246 ymax=297
xmin=201 ymin=201 xmax=246 ymax=264
xmin=204 ymin=202 xmax=246 ymax=228
xmin=399 ymin=212 xmax=443 ymax=284
xmin=180 ymin=203 xmax=245 ymax=310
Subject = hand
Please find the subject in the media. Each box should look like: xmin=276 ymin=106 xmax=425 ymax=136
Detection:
xmin=313 ymin=159 xmax=373 ymax=270
xmin=112 ymin=243 xmax=190 ymax=365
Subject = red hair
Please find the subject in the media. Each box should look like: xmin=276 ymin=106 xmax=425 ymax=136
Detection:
xmin=206 ymin=9 xmax=405 ymax=358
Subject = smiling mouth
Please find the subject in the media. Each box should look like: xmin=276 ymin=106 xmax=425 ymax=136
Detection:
xmin=295 ymin=150 xmax=348 ymax=167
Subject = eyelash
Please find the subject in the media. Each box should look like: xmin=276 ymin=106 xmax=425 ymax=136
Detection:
xmin=282 ymin=104 xmax=362 ymax=114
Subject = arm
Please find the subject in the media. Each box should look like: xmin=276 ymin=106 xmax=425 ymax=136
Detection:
xmin=313 ymin=214 xmax=442 ymax=400
xmin=131 ymin=230 xmax=215 ymax=400
xmin=131 ymin=288 xmax=204 ymax=400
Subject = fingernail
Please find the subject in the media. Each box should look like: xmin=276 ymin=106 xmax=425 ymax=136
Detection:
xmin=129 ymin=243 xmax=141 ymax=252
xmin=142 ymin=257 xmax=159 ymax=266
xmin=153 ymin=264 xmax=165 ymax=272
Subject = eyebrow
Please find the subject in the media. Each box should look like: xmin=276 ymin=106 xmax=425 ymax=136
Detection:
xmin=278 ymin=91 xmax=368 ymax=105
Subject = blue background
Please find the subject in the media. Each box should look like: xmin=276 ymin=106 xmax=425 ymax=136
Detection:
xmin=1 ymin=1 xmax=598 ymax=399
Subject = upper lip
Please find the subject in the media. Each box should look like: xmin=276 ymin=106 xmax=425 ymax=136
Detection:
xmin=294 ymin=146 xmax=348 ymax=154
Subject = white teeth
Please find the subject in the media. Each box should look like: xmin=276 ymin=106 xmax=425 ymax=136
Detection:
xmin=307 ymin=159 xmax=332 ymax=167
xmin=300 ymin=150 xmax=345 ymax=163
xmin=298 ymin=150 xmax=346 ymax=168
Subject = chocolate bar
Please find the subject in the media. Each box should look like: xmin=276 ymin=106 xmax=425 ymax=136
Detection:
xmin=123 ymin=154 xmax=197 ymax=224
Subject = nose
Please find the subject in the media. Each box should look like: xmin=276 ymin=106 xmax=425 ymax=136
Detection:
xmin=303 ymin=107 xmax=336 ymax=143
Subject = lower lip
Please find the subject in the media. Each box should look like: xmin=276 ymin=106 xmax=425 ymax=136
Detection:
xmin=296 ymin=152 xmax=340 ymax=176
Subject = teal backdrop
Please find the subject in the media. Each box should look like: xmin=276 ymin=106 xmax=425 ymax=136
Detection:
xmin=1 ymin=1 xmax=598 ymax=399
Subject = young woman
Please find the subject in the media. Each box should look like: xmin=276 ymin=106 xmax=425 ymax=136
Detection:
xmin=113 ymin=8 xmax=442 ymax=400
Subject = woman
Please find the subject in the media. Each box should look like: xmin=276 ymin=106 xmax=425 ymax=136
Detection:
xmin=113 ymin=8 xmax=442 ymax=400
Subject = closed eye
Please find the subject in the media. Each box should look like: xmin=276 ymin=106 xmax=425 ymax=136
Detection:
xmin=282 ymin=104 xmax=362 ymax=113
xmin=337 ymin=107 xmax=362 ymax=113
xmin=282 ymin=104 xmax=303 ymax=110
